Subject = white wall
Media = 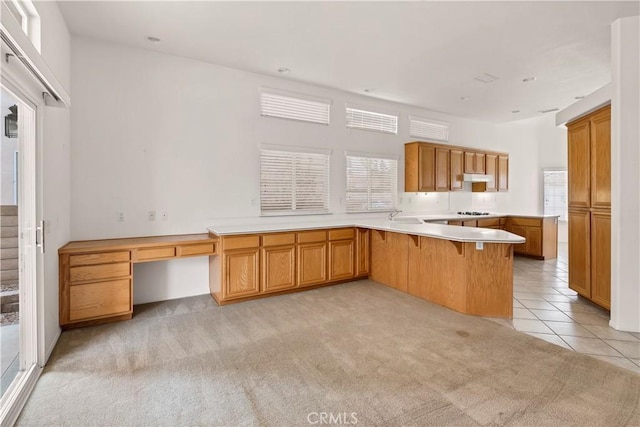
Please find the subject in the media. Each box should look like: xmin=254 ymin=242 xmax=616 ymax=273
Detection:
xmin=610 ymin=16 xmax=639 ymax=333
xmin=70 ymin=37 xmax=548 ymax=304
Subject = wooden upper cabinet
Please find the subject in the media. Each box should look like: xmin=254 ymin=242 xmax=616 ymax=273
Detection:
xmin=590 ymin=108 xmax=611 ymax=210
xmin=484 ymin=153 xmax=498 ymax=192
xmin=404 ymin=143 xmax=448 ymax=192
xmin=464 ymin=151 xmax=486 ymax=174
xmin=450 ymin=149 xmax=464 ymax=191
xmin=418 ymin=145 xmax=436 ymax=191
xmin=435 ymin=148 xmax=450 ymax=191
xmin=567 ymin=119 xmax=591 ymax=208
xmin=498 ymin=155 xmax=509 ymax=191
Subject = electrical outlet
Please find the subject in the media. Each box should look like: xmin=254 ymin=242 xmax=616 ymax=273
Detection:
xmin=148 ymin=211 xmax=156 ymax=221
xmin=161 ymin=211 xmax=168 ymax=221
xmin=117 ymin=212 xmax=125 ymax=222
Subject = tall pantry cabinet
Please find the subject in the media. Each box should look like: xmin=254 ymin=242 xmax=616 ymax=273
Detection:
xmin=567 ymin=105 xmax=611 ymax=310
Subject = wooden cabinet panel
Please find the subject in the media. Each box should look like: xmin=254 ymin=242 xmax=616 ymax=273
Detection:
xmin=475 ymin=152 xmax=486 ymax=174
xmin=509 ymin=225 xmax=527 ymax=254
xmin=464 ymin=151 xmax=476 ymax=174
xmin=484 ymin=153 xmax=498 ymax=192
xmin=590 ymin=108 xmax=611 ymax=210
xmin=69 ymin=279 xmax=131 ymax=321
xmin=297 ymin=242 xmax=327 ymax=286
xmin=591 ymin=211 xmax=611 ymax=309
xmin=178 ymin=243 xmax=216 ymax=257
xmin=498 ymin=155 xmax=509 ymax=191
xmin=568 ymin=119 xmax=591 ymax=208
xmin=355 ymin=228 xmax=370 ymax=277
xmin=223 ymin=249 xmax=260 ymax=298
xmin=417 ymin=145 xmax=436 ymax=191
xmin=262 ymin=245 xmax=296 ymax=293
xmin=509 ymin=217 xmax=542 ymax=227
xmin=370 ymin=230 xmax=408 ymax=292
xmin=69 ymin=262 xmax=130 ymax=283
xmin=435 ymin=148 xmax=450 ymax=191
xmin=223 ymin=235 xmax=260 ymax=250
xmin=477 ymin=218 xmax=500 ymax=228
xmin=568 ymin=209 xmax=591 ymax=298
xmin=329 ymin=240 xmax=355 ymax=281
xmin=262 ymin=233 xmax=296 ymax=247
xmin=328 ymin=228 xmax=355 ymax=241
xmin=462 ymin=220 xmax=478 ymax=227
xmin=136 ymin=246 xmax=176 ymax=262
xmin=450 ymin=149 xmax=464 ymax=191
xmin=297 ymin=230 xmax=326 ymax=243
xmin=526 ymin=227 xmax=542 ymax=257
xmin=448 ymin=220 xmax=462 ymax=226
xmin=69 ymin=251 xmax=130 ymax=267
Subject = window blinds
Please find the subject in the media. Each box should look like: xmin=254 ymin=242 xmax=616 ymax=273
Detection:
xmin=543 ymin=170 xmax=568 ymax=221
xmin=346 ymin=107 xmax=398 ymax=134
xmin=346 ymin=154 xmax=398 ymax=212
xmin=409 ymin=116 xmax=450 ymax=142
xmin=260 ymin=90 xmax=331 ymax=125
xmin=260 ymin=149 xmax=330 ymax=214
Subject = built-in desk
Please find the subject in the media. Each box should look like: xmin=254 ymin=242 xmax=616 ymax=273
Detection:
xmin=58 ymin=234 xmax=218 ymax=329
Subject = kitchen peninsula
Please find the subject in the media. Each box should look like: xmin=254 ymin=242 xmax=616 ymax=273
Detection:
xmin=208 ymin=218 xmax=525 ymax=319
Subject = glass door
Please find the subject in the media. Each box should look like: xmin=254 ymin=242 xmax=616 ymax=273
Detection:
xmin=0 ymin=83 xmax=39 ymax=416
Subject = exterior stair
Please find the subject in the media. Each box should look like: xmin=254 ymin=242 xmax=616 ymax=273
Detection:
xmin=0 ymin=205 xmax=19 ymax=324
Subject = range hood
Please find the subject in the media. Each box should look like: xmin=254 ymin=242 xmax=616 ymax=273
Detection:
xmin=463 ymin=173 xmax=493 ymax=183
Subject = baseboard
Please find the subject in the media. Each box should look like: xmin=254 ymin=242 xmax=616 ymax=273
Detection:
xmin=43 ymin=327 xmax=61 ymax=365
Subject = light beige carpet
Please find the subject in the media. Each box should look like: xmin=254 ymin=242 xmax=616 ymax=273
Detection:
xmin=17 ymin=280 xmax=640 ymax=426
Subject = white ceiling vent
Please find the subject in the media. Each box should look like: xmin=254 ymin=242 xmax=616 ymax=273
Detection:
xmin=538 ymin=108 xmax=560 ymax=114
xmin=409 ymin=116 xmax=450 ymax=142
xmin=473 ymin=73 xmax=499 ymax=84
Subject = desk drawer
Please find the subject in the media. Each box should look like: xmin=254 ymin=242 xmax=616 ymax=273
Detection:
xmin=137 ymin=246 xmax=176 ymax=261
xmin=69 ymin=279 xmax=131 ymax=321
xmin=70 ymin=262 xmax=130 ymax=282
xmin=69 ymin=251 xmax=130 ymax=267
xmin=179 ymin=243 xmax=216 ymax=256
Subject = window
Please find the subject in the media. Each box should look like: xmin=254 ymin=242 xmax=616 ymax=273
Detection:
xmin=345 ymin=106 xmax=398 ymax=134
xmin=260 ymin=89 xmax=331 ymax=125
xmin=543 ymin=169 xmax=568 ymax=221
xmin=346 ymin=153 xmax=398 ymax=212
xmin=4 ymin=0 xmax=41 ymax=52
xmin=260 ymin=146 xmax=330 ymax=215
xmin=409 ymin=116 xmax=450 ymax=142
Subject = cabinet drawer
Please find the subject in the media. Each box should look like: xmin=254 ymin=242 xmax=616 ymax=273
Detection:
xmin=328 ymin=228 xmax=355 ymax=241
xmin=178 ymin=243 xmax=216 ymax=256
xmin=477 ymin=218 xmax=500 ymax=228
xmin=297 ymin=230 xmax=327 ymax=243
xmin=69 ymin=251 xmax=130 ymax=267
xmin=223 ymin=235 xmax=260 ymax=250
xmin=70 ymin=262 xmax=130 ymax=282
xmin=509 ymin=217 xmax=542 ymax=227
xmin=262 ymin=233 xmax=296 ymax=247
xmin=69 ymin=279 xmax=131 ymax=321
xmin=137 ymin=246 xmax=176 ymax=261
xmin=462 ymin=220 xmax=478 ymax=227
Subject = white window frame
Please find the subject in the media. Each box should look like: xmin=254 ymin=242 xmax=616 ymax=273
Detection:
xmin=260 ymin=88 xmax=331 ymax=125
xmin=409 ymin=115 xmax=450 ymax=142
xmin=345 ymin=105 xmax=398 ymax=135
xmin=5 ymin=0 xmax=41 ymax=53
xmin=345 ymin=151 xmax=398 ymax=213
xmin=260 ymin=144 xmax=331 ymax=216
xmin=543 ymin=168 xmax=568 ymax=221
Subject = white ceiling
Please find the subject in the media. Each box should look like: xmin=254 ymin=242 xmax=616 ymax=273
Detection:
xmin=57 ymin=1 xmax=639 ymax=123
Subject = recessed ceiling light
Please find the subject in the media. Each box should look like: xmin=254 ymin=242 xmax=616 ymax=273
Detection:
xmin=364 ymin=88 xmax=375 ymax=93
xmin=538 ymin=108 xmax=560 ymax=114
xmin=522 ymin=77 xmax=537 ymax=83
xmin=575 ymin=96 xmax=585 ymax=100
xmin=512 ymin=110 xmax=520 ymax=114
xmin=146 ymin=36 xmax=161 ymax=43
xmin=277 ymin=67 xmax=290 ymax=74
xmin=473 ymin=73 xmax=499 ymax=84
xmin=460 ymin=96 xmax=470 ymax=101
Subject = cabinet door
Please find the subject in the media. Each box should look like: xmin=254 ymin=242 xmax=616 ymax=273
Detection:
xmin=69 ymin=279 xmax=132 ymax=321
xmin=525 ymin=227 xmax=542 ymax=257
xmin=355 ymin=228 xmax=370 ymax=277
xmin=568 ymin=119 xmax=591 ymax=208
xmin=370 ymin=230 xmax=408 ymax=292
xmin=484 ymin=153 xmax=498 ymax=192
xmin=329 ymin=240 xmax=355 ymax=281
xmin=435 ymin=148 xmax=450 ymax=191
xmin=498 ymin=155 xmax=509 ymax=191
xmin=591 ymin=211 xmax=611 ymax=309
xmin=590 ymin=107 xmax=611 ymax=210
xmin=297 ymin=242 xmax=327 ymax=287
xmin=509 ymin=225 xmax=527 ymax=254
xmin=568 ymin=209 xmax=591 ymax=298
xmin=418 ymin=145 xmax=436 ymax=192
xmin=223 ymin=249 xmax=260 ymax=299
xmin=450 ymin=149 xmax=464 ymax=191
xmin=262 ymin=245 xmax=296 ymax=293
xmin=464 ymin=151 xmax=476 ymax=174
xmin=475 ymin=152 xmax=486 ymax=174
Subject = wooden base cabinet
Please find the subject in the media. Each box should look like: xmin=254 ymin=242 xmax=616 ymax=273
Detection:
xmin=506 ymin=217 xmax=557 ymax=260
xmin=262 ymin=245 xmax=296 ymax=293
xmin=329 ymin=240 xmax=354 ymax=281
xmin=355 ymin=228 xmax=370 ymax=277
xmin=590 ymin=211 xmax=611 ymax=309
xmin=223 ymin=249 xmax=261 ymax=299
xmin=298 ymin=242 xmax=327 ymax=287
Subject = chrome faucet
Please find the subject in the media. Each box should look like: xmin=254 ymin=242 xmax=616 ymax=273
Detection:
xmin=388 ymin=210 xmax=403 ymax=220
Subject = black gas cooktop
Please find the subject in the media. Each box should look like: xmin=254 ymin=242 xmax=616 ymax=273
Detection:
xmin=457 ymin=211 xmax=491 ymax=216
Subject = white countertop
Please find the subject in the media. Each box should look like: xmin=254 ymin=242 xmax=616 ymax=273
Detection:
xmin=406 ymin=212 xmax=560 ymax=221
xmin=208 ymin=218 xmax=526 ymax=244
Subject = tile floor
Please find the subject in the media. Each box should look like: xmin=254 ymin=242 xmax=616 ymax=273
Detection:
xmin=488 ymin=243 xmax=640 ymax=374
